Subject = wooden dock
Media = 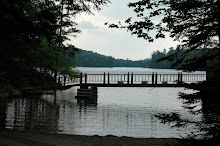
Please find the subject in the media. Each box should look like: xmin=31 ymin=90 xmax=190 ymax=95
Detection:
xmin=75 ymin=86 xmax=98 ymax=98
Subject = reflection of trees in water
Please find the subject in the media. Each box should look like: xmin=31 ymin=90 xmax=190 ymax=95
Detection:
xmin=0 ymin=98 xmax=7 ymax=129
xmin=155 ymin=85 xmax=220 ymax=145
xmin=5 ymin=95 xmax=59 ymax=133
xmin=77 ymin=97 xmax=97 ymax=107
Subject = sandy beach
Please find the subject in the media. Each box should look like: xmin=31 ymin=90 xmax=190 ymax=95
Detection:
xmin=0 ymin=129 xmax=199 ymax=146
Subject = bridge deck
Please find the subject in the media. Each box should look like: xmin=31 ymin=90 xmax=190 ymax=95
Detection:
xmin=61 ymin=72 xmax=206 ymax=88
xmin=67 ymin=83 xmax=190 ymax=88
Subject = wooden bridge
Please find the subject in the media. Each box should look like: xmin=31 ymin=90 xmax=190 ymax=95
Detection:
xmin=57 ymin=72 xmax=206 ymax=101
xmin=60 ymin=72 xmax=206 ymax=88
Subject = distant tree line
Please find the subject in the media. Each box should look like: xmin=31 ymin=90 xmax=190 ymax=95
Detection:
xmin=75 ymin=49 xmax=147 ymax=67
xmin=149 ymin=46 xmax=208 ymax=71
xmin=75 ymin=47 xmax=207 ymax=70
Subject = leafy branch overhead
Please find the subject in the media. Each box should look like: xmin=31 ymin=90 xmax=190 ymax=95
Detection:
xmin=106 ymin=0 xmax=219 ymax=48
xmin=106 ymin=0 xmax=219 ymax=71
xmin=0 ymin=0 xmax=110 ymax=89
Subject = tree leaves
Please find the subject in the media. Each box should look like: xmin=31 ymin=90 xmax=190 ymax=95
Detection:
xmin=0 ymin=0 xmax=109 ymax=88
xmin=106 ymin=0 xmax=219 ymax=72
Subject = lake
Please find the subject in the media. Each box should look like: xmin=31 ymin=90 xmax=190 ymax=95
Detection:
xmin=0 ymin=67 xmax=205 ymax=138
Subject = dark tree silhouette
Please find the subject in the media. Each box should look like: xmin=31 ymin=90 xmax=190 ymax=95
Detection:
xmin=0 ymin=0 xmax=109 ymax=95
xmin=106 ymin=0 xmax=219 ymax=72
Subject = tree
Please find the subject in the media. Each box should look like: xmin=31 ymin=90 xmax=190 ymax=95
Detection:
xmin=41 ymin=0 xmax=110 ymax=79
xmin=106 ymin=0 xmax=219 ymax=71
xmin=0 ymin=0 xmax=109 ymax=92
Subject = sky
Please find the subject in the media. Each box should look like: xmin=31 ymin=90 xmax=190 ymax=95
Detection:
xmin=68 ymin=0 xmax=179 ymax=61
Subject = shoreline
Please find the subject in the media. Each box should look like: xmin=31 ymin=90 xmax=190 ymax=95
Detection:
xmin=0 ymin=129 xmax=199 ymax=146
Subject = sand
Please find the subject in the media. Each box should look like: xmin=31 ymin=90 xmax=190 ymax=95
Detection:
xmin=0 ymin=129 xmax=200 ymax=146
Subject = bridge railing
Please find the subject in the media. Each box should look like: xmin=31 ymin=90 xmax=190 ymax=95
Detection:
xmin=181 ymin=73 xmax=206 ymax=83
xmin=57 ymin=75 xmax=81 ymax=86
xmin=79 ymin=72 xmax=206 ymax=85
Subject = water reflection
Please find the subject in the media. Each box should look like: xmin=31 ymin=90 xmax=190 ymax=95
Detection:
xmin=154 ymin=86 xmax=220 ymax=144
xmin=5 ymin=96 xmax=59 ymax=132
xmin=1 ymin=87 xmax=203 ymax=138
xmin=0 ymin=97 xmax=7 ymax=129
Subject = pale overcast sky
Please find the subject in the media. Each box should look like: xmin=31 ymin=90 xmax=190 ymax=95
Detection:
xmin=68 ymin=0 xmax=179 ymax=61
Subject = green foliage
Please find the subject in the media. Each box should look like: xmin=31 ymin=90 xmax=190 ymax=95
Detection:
xmin=107 ymin=0 xmax=219 ymax=47
xmin=149 ymin=50 xmax=171 ymax=69
xmin=75 ymin=47 xmax=207 ymax=70
xmin=75 ymin=49 xmax=148 ymax=67
xmin=0 ymin=0 xmax=109 ymax=95
xmin=106 ymin=0 xmax=219 ymax=72
xmin=149 ymin=46 xmax=208 ymax=70
xmin=155 ymin=83 xmax=220 ymax=144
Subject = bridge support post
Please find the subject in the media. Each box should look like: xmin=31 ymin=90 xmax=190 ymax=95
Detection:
xmin=58 ymin=76 xmax=61 ymax=84
xmin=67 ymin=76 xmax=70 ymax=84
xmin=108 ymin=73 xmax=110 ymax=84
xmin=180 ymin=72 xmax=183 ymax=84
xmin=127 ymin=72 xmax=129 ymax=84
xmin=103 ymin=72 xmax=106 ymax=84
xmin=64 ymin=76 xmax=66 ymax=86
xmin=85 ymin=73 xmax=87 ymax=84
xmin=177 ymin=72 xmax=183 ymax=84
xmin=152 ymin=72 xmax=154 ymax=85
xmin=80 ymin=73 xmax=83 ymax=85
xmin=178 ymin=72 xmax=179 ymax=83
xmin=155 ymin=73 xmax=157 ymax=84
xmin=131 ymin=73 xmax=133 ymax=84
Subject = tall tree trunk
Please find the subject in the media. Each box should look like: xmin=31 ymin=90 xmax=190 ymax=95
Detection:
xmin=217 ymin=0 xmax=220 ymax=47
xmin=54 ymin=0 xmax=64 ymax=81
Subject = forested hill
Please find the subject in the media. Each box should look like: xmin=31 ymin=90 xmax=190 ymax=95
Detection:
xmin=74 ymin=47 xmax=207 ymax=70
xmin=75 ymin=49 xmax=148 ymax=67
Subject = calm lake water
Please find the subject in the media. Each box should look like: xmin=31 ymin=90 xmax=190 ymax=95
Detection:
xmin=1 ymin=68 xmax=206 ymax=138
